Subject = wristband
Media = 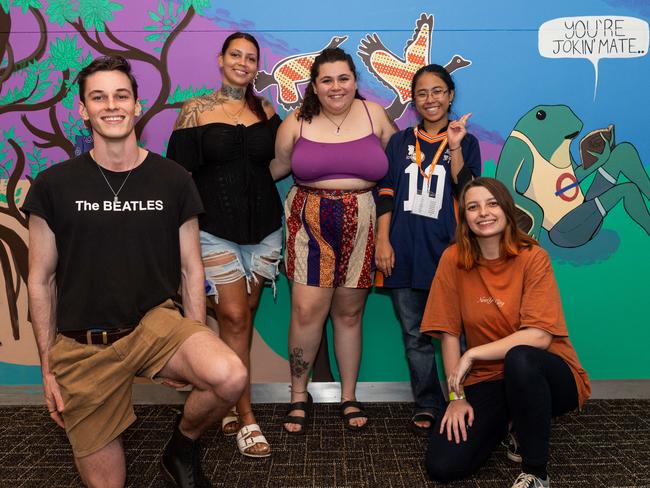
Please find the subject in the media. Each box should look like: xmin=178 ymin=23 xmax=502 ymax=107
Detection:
xmin=448 ymin=145 xmax=461 ymax=152
xmin=449 ymin=391 xmax=465 ymax=401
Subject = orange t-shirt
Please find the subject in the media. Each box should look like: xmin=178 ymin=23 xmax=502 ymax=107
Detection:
xmin=420 ymin=244 xmax=591 ymax=408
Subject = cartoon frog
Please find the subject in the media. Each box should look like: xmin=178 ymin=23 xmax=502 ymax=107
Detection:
xmin=496 ymin=104 xmax=650 ymax=247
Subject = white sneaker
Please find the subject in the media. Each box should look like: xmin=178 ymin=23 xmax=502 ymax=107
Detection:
xmin=503 ymin=431 xmax=522 ymax=463
xmin=511 ymin=472 xmax=550 ymax=488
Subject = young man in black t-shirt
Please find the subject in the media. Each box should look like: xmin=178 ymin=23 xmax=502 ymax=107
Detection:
xmin=23 ymin=55 xmax=246 ymax=488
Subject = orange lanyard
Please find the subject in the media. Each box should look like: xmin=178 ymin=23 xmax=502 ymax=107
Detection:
xmin=414 ymin=127 xmax=448 ymax=181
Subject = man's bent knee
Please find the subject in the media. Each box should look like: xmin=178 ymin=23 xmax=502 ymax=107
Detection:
xmin=209 ymin=354 xmax=247 ymax=405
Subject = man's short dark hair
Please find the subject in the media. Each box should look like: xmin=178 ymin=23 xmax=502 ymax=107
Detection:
xmin=75 ymin=55 xmax=139 ymax=103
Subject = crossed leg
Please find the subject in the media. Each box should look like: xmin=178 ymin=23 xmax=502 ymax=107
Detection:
xmin=158 ymin=330 xmax=247 ymax=439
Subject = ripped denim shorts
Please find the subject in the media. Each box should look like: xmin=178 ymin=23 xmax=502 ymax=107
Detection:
xmin=199 ymin=228 xmax=283 ymax=302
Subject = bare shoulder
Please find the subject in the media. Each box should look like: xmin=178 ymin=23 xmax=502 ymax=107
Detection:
xmin=277 ymin=109 xmax=301 ymax=145
xmin=174 ymin=92 xmax=221 ymax=130
xmin=279 ymin=109 xmax=300 ymax=129
xmin=363 ymin=100 xmax=395 ymax=126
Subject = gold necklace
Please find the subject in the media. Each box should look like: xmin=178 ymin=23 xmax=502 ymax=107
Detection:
xmin=93 ymin=150 xmax=140 ymax=204
xmin=221 ymin=101 xmax=247 ymax=124
xmin=321 ymin=105 xmax=353 ymax=135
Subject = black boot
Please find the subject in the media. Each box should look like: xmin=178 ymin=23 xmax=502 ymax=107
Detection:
xmin=161 ymin=420 xmax=211 ymax=487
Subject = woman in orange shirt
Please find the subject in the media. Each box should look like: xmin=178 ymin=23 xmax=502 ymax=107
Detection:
xmin=420 ymin=177 xmax=590 ymax=488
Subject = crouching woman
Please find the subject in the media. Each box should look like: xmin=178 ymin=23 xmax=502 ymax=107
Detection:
xmin=420 ymin=177 xmax=590 ymax=488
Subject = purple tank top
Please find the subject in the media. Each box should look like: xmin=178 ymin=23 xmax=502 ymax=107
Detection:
xmin=291 ymin=101 xmax=388 ymax=185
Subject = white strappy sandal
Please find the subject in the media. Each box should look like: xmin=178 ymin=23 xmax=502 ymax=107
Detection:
xmin=221 ymin=410 xmax=239 ymax=437
xmin=236 ymin=423 xmax=271 ymax=458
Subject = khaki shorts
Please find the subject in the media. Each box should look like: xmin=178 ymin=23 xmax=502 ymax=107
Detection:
xmin=49 ymin=299 xmax=209 ymax=458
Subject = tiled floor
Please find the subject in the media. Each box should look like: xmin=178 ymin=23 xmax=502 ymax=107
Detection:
xmin=1 ymin=400 xmax=648 ymax=487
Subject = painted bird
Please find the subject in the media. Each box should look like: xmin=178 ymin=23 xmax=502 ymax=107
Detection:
xmin=358 ymin=14 xmax=471 ymax=121
xmin=254 ymin=36 xmax=348 ymax=110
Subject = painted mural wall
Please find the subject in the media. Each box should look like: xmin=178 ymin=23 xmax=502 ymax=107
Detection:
xmin=1 ymin=0 xmax=648 ymax=386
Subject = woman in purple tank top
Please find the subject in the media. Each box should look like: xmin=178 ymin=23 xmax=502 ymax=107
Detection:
xmin=271 ymin=48 xmax=395 ymax=434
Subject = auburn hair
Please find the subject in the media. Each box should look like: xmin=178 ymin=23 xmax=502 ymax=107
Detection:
xmin=455 ymin=177 xmax=538 ymax=270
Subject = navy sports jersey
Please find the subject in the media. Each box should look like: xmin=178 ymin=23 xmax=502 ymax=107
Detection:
xmin=377 ymin=127 xmax=481 ymax=289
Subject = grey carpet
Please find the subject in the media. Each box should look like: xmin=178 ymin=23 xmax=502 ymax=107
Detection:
xmin=0 ymin=400 xmax=648 ymax=487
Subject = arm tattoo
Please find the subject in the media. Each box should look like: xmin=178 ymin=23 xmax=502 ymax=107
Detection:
xmin=173 ymin=93 xmax=222 ymax=130
xmin=289 ymin=347 xmax=310 ymax=378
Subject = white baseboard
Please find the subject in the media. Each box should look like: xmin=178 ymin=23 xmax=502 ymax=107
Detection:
xmin=1 ymin=380 xmax=648 ymax=405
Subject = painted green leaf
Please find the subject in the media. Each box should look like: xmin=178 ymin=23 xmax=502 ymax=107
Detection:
xmin=144 ymin=34 xmax=162 ymax=42
xmin=49 ymin=36 xmax=83 ymax=71
xmin=13 ymin=0 xmax=43 ymax=13
xmin=28 ymin=92 xmax=45 ymax=103
xmin=148 ymin=10 xmax=160 ymax=22
xmin=62 ymin=88 xmax=76 ymax=110
xmin=79 ymin=0 xmax=123 ymax=32
xmin=0 ymin=0 xmax=9 ymax=14
xmin=183 ymin=0 xmax=209 ymax=15
xmin=167 ymin=85 xmax=214 ymax=104
xmin=45 ymin=0 xmax=78 ymax=26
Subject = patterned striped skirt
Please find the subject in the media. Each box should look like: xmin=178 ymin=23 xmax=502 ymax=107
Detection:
xmin=284 ymin=185 xmax=376 ymax=288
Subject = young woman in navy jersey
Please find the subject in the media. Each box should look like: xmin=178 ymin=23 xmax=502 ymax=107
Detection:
xmin=375 ymin=64 xmax=481 ymax=436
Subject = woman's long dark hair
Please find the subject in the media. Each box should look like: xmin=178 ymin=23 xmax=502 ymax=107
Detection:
xmin=221 ymin=32 xmax=268 ymax=122
xmin=299 ymin=48 xmax=364 ymax=122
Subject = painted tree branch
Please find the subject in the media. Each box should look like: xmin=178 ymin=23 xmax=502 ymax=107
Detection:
xmin=14 ymin=8 xmax=47 ymax=71
xmin=0 ymin=70 xmax=70 ymax=116
xmin=21 ymin=108 xmax=74 ymax=157
xmin=48 ymin=105 xmax=74 ymax=156
xmin=136 ymin=7 xmax=196 ymax=137
xmin=0 ymin=8 xmax=47 ymax=78
xmin=0 ymin=240 xmax=20 ymax=340
xmin=1 ymin=139 xmax=28 ymax=228
xmin=70 ymin=20 xmax=160 ymax=67
xmin=0 ymin=7 xmax=11 ymax=83
xmin=0 ymin=43 xmax=14 ymax=85
xmin=0 ymin=223 xmax=28 ymax=281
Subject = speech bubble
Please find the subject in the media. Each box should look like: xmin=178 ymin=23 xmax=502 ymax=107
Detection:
xmin=539 ymin=16 xmax=649 ymax=99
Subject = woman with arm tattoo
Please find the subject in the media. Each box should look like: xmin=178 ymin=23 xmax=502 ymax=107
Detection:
xmin=167 ymin=32 xmax=283 ymax=459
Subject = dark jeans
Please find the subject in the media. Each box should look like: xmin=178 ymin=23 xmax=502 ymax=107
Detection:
xmin=425 ymin=345 xmax=579 ymax=482
xmin=391 ymin=288 xmax=446 ymax=417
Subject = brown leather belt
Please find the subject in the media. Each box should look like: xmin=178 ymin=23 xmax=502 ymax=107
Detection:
xmin=60 ymin=328 xmax=134 ymax=345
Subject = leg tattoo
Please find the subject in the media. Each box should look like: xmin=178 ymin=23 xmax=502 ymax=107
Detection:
xmin=289 ymin=348 xmax=310 ymax=378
